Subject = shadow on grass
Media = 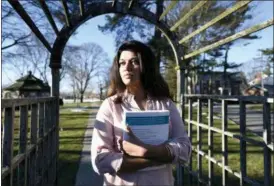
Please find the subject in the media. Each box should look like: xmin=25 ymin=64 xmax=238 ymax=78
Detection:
xmin=61 ymin=106 xmax=100 ymax=110
xmin=84 ymin=106 xmax=100 ymax=110
xmin=59 ymin=126 xmax=94 ymax=131
xmin=60 ymin=112 xmax=94 ymax=116
xmin=60 ymin=113 xmax=96 ymax=120
xmin=57 ymin=152 xmax=81 ymax=186
xmin=58 ymin=150 xmax=103 ymax=186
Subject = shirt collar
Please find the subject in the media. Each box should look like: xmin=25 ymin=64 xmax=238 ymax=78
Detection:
xmin=123 ymin=89 xmax=152 ymax=102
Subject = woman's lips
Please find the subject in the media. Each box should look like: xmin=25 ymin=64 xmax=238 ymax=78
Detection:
xmin=124 ymin=73 xmax=133 ymax=78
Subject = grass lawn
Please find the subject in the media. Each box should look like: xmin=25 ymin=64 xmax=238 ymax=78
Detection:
xmin=57 ymin=101 xmax=102 ymax=186
xmin=176 ymin=106 xmax=274 ymax=186
xmin=1 ymin=101 xmax=101 ymax=186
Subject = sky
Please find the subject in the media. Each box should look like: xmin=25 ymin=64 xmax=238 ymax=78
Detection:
xmin=1 ymin=1 xmax=273 ymax=93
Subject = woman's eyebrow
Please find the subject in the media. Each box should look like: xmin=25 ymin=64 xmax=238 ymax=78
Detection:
xmin=119 ymin=57 xmax=138 ymax=61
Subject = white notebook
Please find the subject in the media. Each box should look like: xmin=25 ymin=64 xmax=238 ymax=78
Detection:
xmin=123 ymin=110 xmax=170 ymax=171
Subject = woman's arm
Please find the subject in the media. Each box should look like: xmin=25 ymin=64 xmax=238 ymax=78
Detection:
xmin=160 ymin=100 xmax=191 ymax=164
xmin=91 ymin=100 xmax=164 ymax=175
xmin=118 ymin=155 xmax=161 ymax=173
xmin=121 ymin=127 xmax=174 ymax=163
xmin=91 ymin=100 xmax=124 ymax=175
xmin=121 ymin=100 xmax=191 ymax=164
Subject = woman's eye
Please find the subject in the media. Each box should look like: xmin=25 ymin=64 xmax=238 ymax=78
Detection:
xmin=119 ymin=61 xmax=125 ymax=66
xmin=131 ymin=59 xmax=139 ymax=65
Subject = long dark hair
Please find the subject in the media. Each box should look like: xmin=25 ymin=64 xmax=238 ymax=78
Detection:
xmin=107 ymin=40 xmax=171 ymax=103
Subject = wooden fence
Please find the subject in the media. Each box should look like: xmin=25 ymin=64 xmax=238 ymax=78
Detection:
xmin=177 ymin=95 xmax=273 ymax=186
xmin=1 ymin=97 xmax=58 ymax=186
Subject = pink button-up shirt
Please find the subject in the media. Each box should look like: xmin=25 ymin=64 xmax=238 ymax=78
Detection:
xmin=91 ymin=94 xmax=191 ymax=186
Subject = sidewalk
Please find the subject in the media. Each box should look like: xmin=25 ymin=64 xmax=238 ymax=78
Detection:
xmin=74 ymin=114 xmax=103 ymax=186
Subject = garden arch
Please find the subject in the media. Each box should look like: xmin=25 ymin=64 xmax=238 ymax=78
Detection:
xmin=49 ymin=0 xmax=185 ymax=103
xmin=3 ymin=0 xmax=273 ymax=186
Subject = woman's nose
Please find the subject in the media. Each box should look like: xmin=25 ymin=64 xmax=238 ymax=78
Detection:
xmin=125 ymin=61 xmax=133 ymax=70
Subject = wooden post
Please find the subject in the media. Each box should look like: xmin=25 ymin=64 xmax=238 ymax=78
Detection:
xmin=222 ymin=100 xmax=228 ymax=186
xmin=177 ymin=66 xmax=185 ymax=117
xmin=208 ymin=99 xmax=214 ymax=186
xmin=188 ymin=98 xmax=193 ymax=185
xmin=239 ymin=100 xmax=246 ymax=186
xmin=176 ymin=65 xmax=185 ymax=186
xmin=197 ymin=98 xmax=202 ymax=186
xmin=38 ymin=102 xmax=45 ymax=185
xmin=51 ymin=100 xmax=57 ymax=183
xmin=51 ymin=68 xmax=60 ymax=186
xmin=3 ymin=106 xmax=15 ymax=185
xmin=30 ymin=103 xmax=38 ymax=186
xmin=44 ymin=102 xmax=49 ymax=184
xmin=263 ymin=99 xmax=271 ymax=186
xmin=19 ymin=105 xmax=28 ymax=186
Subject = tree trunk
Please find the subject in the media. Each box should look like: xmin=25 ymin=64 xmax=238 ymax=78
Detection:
xmin=73 ymin=95 xmax=76 ymax=103
xmin=223 ymin=45 xmax=229 ymax=91
xmin=80 ymin=94 xmax=84 ymax=103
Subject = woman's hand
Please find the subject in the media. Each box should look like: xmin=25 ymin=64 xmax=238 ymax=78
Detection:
xmin=121 ymin=126 xmax=149 ymax=157
xmin=121 ymin=126 xmax=173 ymax=163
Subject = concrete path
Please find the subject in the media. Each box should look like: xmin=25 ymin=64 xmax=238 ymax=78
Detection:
xmin=213 ymin=104 xmax=274 ymax=137
xmin=75 ymin=114 xmax=103 ymax=186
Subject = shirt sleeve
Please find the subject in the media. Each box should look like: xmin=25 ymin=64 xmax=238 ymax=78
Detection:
xmin=166 ymin=100 xmax=192 ymax=164
xmin=91 ymin=99 xmax=123 ymax=175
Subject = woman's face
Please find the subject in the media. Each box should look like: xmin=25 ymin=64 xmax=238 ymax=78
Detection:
xmin=119 ymin=50 xmax=141 ymax=87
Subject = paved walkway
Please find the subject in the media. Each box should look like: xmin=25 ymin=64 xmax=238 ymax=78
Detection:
xmin=75 ymin=114 xmax=103 ymax=186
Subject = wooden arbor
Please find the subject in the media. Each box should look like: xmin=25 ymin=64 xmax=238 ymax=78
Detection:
xmin=8 ymin=0 xmax=184 ymax=102
xmin=4 ymin=0 xmax=274 ymax=186
xmin=4 ymin=0 xmax=183 ymax=185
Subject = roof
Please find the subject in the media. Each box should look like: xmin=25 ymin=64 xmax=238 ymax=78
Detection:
xmin=4 ymin=71 xmax=50 ymax=92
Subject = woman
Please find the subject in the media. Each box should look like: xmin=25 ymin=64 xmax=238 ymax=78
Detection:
xmin=91 ymin=40 xmax=191 ymax=186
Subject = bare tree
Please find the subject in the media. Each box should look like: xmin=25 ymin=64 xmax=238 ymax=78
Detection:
xmin=3 ymin=34 xmax=69 ymax=85
xmin=1 ymin=2 xmax=32 ymax=51
xmin=64 ymin=43 xmax=110 ymax=103
xmin=95 ymin=66 xmax=111 ymax=100
xmin=2 ymin=51 xmax=34 ymax=78
xmin=17 ymin=36 xmax=51 ymax=83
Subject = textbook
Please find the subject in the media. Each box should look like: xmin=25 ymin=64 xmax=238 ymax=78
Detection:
xmin=123 ymin=110 xmax=170 ymax=171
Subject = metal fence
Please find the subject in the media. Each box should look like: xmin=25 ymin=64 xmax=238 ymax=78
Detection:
xmin=1 ymin=97 xmax=58 ymax=186
xmin=177 ymin=95 xmax=273 ymax=186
